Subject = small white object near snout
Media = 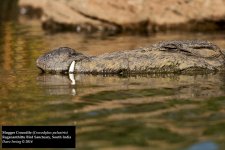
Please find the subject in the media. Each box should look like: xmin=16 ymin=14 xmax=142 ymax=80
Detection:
xmin=69 ymin=73 xmax=76 ymax=85
xmin=69 ymin=61 xmax=76 ymax=86
xmin=69 ymin=61 xmax=75 ymax=73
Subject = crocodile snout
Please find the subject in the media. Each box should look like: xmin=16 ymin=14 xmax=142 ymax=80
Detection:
xmin=36 ymin=47 xmax=88 ymax=73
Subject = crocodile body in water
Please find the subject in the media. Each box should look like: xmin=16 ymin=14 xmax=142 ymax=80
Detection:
xmin=36 ymin=40 xmax=225 ymax=74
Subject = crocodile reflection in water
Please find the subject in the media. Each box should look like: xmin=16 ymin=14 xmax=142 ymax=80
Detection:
xmin=36 ymin=40 xmax=225 ymax=74
xmin=69 ymin=73 xmax=76 ymax=95
xmin=37 ymin=74 xmax=77 ymax=95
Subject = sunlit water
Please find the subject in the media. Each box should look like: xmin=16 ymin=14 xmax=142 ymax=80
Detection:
xmin=1 ymin=20 xmax=225 ymax=150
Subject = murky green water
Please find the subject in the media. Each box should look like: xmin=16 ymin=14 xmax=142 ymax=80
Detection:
xmin=1 ymin=15 xmax=225 ymax=150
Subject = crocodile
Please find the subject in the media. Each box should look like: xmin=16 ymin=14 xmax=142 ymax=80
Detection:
xmin=36 ymin=40 xmax=225 ymax=74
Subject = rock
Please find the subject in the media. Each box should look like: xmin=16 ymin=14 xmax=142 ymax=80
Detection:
xmin=36 ymin=40 xmax=225 ymax=74
xmin=19 ymin=0 xmax=225 ymax=33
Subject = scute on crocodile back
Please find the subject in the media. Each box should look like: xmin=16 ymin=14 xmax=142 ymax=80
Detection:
xmin=151 ymin=40 xmax=223 ymax=58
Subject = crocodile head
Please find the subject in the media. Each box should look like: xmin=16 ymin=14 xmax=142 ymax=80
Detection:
xmin=36 ymin=47 xmax=88 ymax=73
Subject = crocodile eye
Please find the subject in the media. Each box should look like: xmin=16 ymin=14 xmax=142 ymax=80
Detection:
xmin=163 ymin=44 xmax=178 ymax=49
xmin=71 ymin=52 xmax=79 ymax=56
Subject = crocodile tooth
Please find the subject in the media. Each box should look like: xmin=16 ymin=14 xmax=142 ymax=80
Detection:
xmin=69 ymin=61 xmax=75 ymax=73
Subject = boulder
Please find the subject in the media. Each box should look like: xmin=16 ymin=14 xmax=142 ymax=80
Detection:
xmin=19 ymin=0 xmax=225 ymax=33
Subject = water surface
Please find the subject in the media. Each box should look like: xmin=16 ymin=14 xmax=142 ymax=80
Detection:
xmin=1 ymin=20 xmax=225 ymax=150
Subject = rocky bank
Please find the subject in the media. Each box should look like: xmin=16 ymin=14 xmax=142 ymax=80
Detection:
xmin=19 ymin=0 xmax=225 ymax=34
